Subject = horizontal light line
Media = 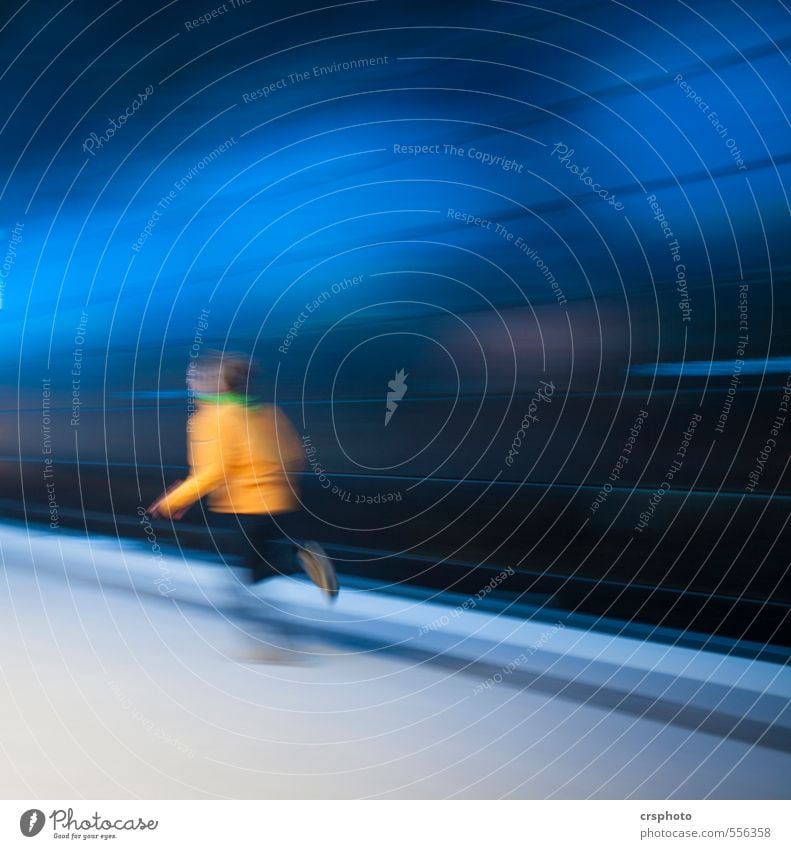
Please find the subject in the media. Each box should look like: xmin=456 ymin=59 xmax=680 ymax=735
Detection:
xmin=630 ymin=357 xmax=791 ymax=378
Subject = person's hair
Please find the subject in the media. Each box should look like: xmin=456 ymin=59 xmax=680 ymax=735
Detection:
xmin=219 ymin=352 xmax=253 ymax=393
xmin=193 ymin=350 xmax=255 ymax=394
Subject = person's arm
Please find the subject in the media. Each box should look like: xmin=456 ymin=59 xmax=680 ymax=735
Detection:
xmin=149 ymin=407 xmax=229 ymax=519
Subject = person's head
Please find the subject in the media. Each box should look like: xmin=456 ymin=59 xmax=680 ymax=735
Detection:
xmin=188 ymin=351 xmax=254 ymax=397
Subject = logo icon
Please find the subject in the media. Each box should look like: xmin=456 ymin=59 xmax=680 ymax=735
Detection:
xmin=385 ymin=369 xmax=408 ymax=426
xmin=20 ymin=809 xmax=45 ymax=837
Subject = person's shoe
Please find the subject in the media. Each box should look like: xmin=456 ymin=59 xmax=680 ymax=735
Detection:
xmin=297 ymin=541 xmax=339 ymax=601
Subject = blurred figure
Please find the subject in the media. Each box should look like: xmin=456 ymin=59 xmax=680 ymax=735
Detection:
xmin=148 ymin=351 xmax=338 ymax=663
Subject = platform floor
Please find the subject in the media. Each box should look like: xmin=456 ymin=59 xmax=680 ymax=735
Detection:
xmin=0 ymin=540 xmax=788 ymax=799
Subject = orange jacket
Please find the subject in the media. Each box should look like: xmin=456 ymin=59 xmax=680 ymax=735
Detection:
xmin=158 ymin=396 xmax=304 ymax=517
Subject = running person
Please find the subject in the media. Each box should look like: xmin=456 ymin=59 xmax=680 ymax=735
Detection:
xmin=148 ymin=352 xmax=337 ymax=662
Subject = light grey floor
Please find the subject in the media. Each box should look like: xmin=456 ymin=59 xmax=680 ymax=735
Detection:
xmin=0 ymin=557 xmax=788 ymax=799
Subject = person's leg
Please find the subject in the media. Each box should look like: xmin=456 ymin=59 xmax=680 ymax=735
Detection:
xmin=244 ymin=511 xmax=338 ymax=600
xmin=238 ymin=513 xmax=302 ymax=583
xmin=216 ymin=512 xmax=301 ymax=658
xmin=213 ymin=511 xmax=338 ymax=661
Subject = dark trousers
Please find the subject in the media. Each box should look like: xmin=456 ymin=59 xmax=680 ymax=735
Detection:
xmin=215 ymin=511 xmax=302 ymax=583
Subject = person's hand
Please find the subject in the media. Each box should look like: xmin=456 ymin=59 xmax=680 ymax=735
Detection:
xmin=147 ymin=480 xmax=187 ymax=520
xmin=146 ymin=495 xmax=168 ymax=519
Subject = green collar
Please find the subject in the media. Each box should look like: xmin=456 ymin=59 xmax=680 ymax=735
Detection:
xmin=195 ymin=392 xmax=250 ymax=405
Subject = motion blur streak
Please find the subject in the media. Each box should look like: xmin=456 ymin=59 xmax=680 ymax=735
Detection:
xmin=0 ymin=0 xmax=789 ymax=649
